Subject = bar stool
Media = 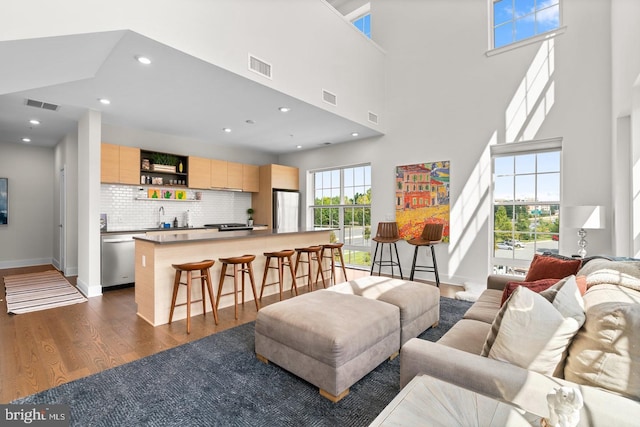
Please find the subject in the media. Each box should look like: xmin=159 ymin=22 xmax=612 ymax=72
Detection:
xmin=408 ymin=223 xmax=444 ymax=286
xmin=169 ymin=259 xmax=218 ymax=334
xmin=216 ymin=254 xmax=260 ymax=319
xmin=315 ymin=243 xmax=348 ymax=286
xmin=370 ymin=221 xmax=404 ymax=279
xmin=260 ymin=249 xmax=298 ymax=301
xmin=294 ymin=246 xmax=326 ymax=291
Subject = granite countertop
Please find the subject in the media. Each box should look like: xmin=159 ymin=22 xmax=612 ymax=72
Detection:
xmin=133 ymin=227 xmax=336 ymax=244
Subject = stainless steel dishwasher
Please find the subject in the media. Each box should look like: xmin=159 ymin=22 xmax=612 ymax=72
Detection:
xmin=101 ymin=233 xmax=144 ymax=287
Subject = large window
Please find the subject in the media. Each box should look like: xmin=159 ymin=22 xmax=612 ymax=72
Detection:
xmin=311 ymin=165 xmax=372 ymax=268
xmin=492 ymin=140 xmax=561 ymax=275
xmin=492 ymin=0 xmax=561 ymax=49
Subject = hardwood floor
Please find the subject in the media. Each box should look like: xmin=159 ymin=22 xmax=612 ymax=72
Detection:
xmin=0 ymin=264 xmax=461 ymax=403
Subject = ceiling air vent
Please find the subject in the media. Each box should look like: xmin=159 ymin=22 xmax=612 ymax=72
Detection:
xmin=322 ymin=90 xmax=337 ymax=106
xmin=26 ymin=98 xmax=60 ymax=111
xmin=368 ymin=111 xmax=379 ymax=124
xmin=248 ymin=54 xmax=272 ymax=79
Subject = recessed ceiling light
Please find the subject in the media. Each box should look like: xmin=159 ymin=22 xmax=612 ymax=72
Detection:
xmin=296 ymin=145 xmax=302 ymax=149
xmin=29 ymin=119 xmax=40 ymax=125
xmin=136 ymin=55 xmax=152 ymax=65
xmin=279 ymin=107 xmax=291 ymax=113
xmin=21 ymin=137 xmax=31 ymax=143
xmin=98 ymin=98 xmax=111 ymax=105
xmin=245 ymin=119 xmax=255 ymax=125
xmin=351 ymin=132 xmax=359 ymax=137
xmin=222 ymin=128 xmax=232 ymax=133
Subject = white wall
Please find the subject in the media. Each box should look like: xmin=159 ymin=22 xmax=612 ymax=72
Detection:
xmin=54 ymin=132 xmax=78 ymax=275
xmin=282 ymin=0 xmax=620 ymax=285
xmin=0 ymin=142 xmax=55 ymax=268
xmin=1 ymin=0 xmax=385 ymax=133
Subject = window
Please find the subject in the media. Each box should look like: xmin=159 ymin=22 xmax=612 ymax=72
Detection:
xmin=353 ymin=13 xmax=371 ymax=38
xmin=491 ymin=139 xmax=561 ymax=275
xmin=311 ymin=165 xmax=372 ymax=268
xmin=492 ymin=0 xmax=560 ymax=49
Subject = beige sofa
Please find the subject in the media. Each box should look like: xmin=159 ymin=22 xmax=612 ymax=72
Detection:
xmin=400 ymin=258 xmax=640 ymax=426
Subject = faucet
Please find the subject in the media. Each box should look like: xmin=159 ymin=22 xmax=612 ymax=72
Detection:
xmin=158 ymin=206 xmax=165 ymax=227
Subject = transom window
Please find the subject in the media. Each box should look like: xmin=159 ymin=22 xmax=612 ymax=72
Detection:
xmin=492 ymin=0 xmax=561 ymax=49
xmin=491 ymin=139 xmax=561 ymax=275
xmin=310 ymin=164 xmax=372 ymax=268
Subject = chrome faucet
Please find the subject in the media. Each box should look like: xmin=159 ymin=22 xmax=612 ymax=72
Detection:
xmin=158 ymin=206 xmax=165 ymax=227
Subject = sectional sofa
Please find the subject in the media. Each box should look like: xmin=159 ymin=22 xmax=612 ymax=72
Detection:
xmin=399 ymin=256 xmax=640 ymax=426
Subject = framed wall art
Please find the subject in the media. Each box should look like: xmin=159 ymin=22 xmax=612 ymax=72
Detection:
xmin=395 ymin=161 xmax=450 ymax=242
xmin=0 ymin=178 xmax=7 ymax=225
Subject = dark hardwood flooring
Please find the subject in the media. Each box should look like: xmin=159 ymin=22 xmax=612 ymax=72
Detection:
xmin=0 ymin=264 xmax=459 ymax=403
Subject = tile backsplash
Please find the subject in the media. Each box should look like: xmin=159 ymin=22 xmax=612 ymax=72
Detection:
xmin=101 ymin=184 xmax=252 ymax=231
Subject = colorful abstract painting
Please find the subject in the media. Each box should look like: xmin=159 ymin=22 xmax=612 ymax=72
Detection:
xmin=395 ymin=161 xmax=450 ymax=242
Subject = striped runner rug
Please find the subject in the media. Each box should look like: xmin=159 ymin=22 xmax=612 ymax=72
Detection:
xmin=4 ymin=270 xmax=87 ymax=314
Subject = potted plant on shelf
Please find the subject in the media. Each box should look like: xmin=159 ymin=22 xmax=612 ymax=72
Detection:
xmin=150 ymin=153 xmax=179 ymax=173
xmin=247 ymin=208 xmax=254 ymax=226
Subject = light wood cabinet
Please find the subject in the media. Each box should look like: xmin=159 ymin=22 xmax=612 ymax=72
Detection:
xmin=188 ymin=156 xmax=211 ymax=189
xmin=227 ymin=162 xmax=243 ymax=189
xmin=210 ymin=159 xmax=228 ymax=188
xmin=271 ymin=164 xmax=299 ymax=190
xmin=101 ymin=143 xmax=140 ymax=185
xmin=242 ymin=164 xmax=260 ymax=192
xmin=252 ymin=164 xmax=300 ymax=228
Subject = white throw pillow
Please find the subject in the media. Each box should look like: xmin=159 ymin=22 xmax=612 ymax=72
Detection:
xmin=484 ymin=276 xmax=586 ymax=376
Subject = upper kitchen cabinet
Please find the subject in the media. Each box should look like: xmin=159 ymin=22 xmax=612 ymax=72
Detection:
xmin=227 ymin=162 xmax=243 ymax=189
xmin=210 ymin=160 xmax=250 ymax=191
xmin=270 ymin=164 xmax=299 ymax=190
xmin=210 ymin=159 xmax=228 ymax=188
xmin=101 ymin=143 xmax=140 ymax=185
xmin=242 ymin=164 xmax=259 ymax=192
xmin=188 ymin=156 xmax=211 ymax=189
xmin=139 ymin=150 xmax=188 ymax=187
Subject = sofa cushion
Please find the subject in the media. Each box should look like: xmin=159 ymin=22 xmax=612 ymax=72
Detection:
xmin=481 ymin=276 xmax=585 ymax=376
xmin=524 ymin=254 xmax=582 ymax=282
xmin=437 ymin=318 xmax=492 ymax=355
xmin=564 ymin=283 xmax=640 ymax=400
xmin=463 ymin=289 xmax=502 ymax=324
xmin=500 ymin=278 xmax=559 ymax=306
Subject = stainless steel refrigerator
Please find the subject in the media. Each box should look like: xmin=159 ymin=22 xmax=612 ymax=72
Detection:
xmin=273 ymin=190 xmax=300 ymax=232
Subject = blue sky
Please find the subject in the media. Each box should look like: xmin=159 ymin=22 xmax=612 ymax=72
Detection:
xmin=494 ymin=0 xmax=560 ymax=48
xmin=494 ymin=152 xmax=560 ymax=202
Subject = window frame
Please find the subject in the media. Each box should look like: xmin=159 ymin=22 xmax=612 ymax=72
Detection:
xmin=490 ymin=138 xmax=562 ymax=274
xmin=488 ymin=0 xmax=565 ymax=54
xmin=309 ymin=163 xmax=372 ymax=269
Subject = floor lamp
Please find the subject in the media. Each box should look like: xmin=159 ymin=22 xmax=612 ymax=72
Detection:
xmin=564 ymin=206 xmax=605 ymax=258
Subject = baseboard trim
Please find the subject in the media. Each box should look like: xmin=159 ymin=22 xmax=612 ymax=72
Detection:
xmin=0 ymin=258 xmax=53 ymax=270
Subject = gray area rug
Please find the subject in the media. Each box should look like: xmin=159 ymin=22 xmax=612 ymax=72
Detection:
xmin=13 ymin=296 xmax=472 ymax=426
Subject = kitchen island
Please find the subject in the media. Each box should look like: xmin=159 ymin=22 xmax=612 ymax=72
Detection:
xmin=134 ymin=228 xmax=334 ymax=326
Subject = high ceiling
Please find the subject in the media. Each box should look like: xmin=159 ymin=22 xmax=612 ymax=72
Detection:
xmin=0 ymin=21 xmax=381 ymax=154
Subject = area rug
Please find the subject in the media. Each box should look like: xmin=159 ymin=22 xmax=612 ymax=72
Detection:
xmin=3 ymin=270 xmax=87 ymax=314
xmin=12 ymin=296 xmax=472 ymax=426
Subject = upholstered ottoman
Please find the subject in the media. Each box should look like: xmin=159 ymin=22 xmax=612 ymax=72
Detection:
xmin=327 ymin=276 xmax=440 ymax=345
xmin=255 ymin=290 xmax=400 ymax=402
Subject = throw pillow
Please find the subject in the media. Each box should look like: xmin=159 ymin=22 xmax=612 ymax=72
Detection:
xmin=524 ymin=254 xmax=582 ymax=282
xmin=500 ymin=278 xmax=559 ymax=306
xmin=481 ymin=276 xmax=586 ymax=376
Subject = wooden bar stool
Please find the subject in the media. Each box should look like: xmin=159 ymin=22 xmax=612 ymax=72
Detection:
xmin=260 ymin=249 xmax=298 ymax=301
xmin=216 ymin=254 xmax=260 ymax=319
xmin=315 ymin=243 xmax=348 ymax=286
xmin=169 ymin=259 xmax=218 ymax=334
xmin=294 ymin=246 xmax=326 ymax=291
xmin=370 ymin=221 xmax=404 ymax=279
xmin=408 ymin=223 xmax=444 ymax=286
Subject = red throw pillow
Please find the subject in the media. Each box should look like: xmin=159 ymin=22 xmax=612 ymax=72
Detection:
xmin=500 ymin=278 xmax=559 ymax=306
xmin=524 ymin=254 xmax=582 ymax=282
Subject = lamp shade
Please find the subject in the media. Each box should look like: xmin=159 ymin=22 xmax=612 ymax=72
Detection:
xmin=564 ymin=205 xmax=605 ymax=229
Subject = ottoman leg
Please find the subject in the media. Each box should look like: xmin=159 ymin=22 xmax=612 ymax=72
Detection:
xmin=320 ymin=388 xmax=350 ymax=403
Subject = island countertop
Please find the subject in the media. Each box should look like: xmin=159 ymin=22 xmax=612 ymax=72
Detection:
xmin=134 ymin=227 xmax=336 ymax=326
xmin=134 ymin=227 xmax=335 ymax=245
